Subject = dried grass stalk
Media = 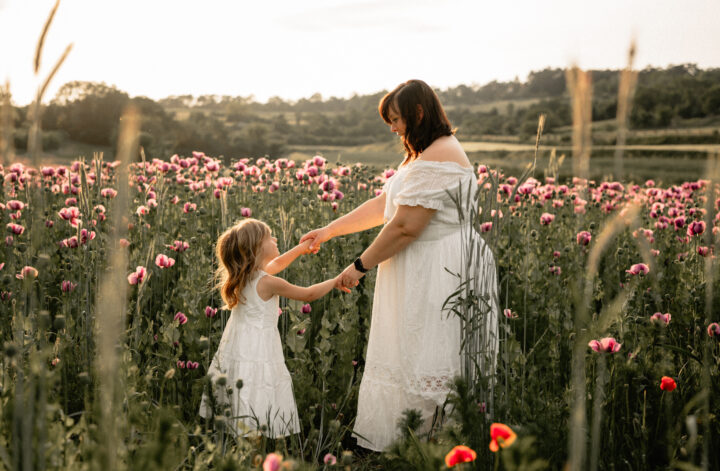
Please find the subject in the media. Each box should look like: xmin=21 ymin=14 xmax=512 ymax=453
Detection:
xmin=566 ymin=67 xmax=593 ymax=181
xmin=93 ymin=106 xmax=139 ymax=470
xmin=614 ymin=41 xmax=638 ymax=180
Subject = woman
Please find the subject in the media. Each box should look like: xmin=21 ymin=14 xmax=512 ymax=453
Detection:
xmin=301 ymin=79 xmax=499 ymax=451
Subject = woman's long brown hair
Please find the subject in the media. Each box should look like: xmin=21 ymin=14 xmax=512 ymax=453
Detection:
xmin=379 ymin=79 xmax=454 ymax=165
xmin=215 ymin=218 xmax=271 ymax=309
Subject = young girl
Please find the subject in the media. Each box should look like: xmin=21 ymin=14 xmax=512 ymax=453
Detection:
xmin=199 ymin=218 xmax=338 ymax=437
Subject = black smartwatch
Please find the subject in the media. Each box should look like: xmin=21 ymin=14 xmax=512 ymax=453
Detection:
xmin=353 ymin=257 xmax=369 ymax=273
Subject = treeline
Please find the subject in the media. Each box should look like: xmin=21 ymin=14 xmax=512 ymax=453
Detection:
xmin=9 ymin=64 xmax=720 ymax=160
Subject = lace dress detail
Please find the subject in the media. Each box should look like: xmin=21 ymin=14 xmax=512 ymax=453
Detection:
xmin=353 ymin=160 xmax=499 ymax=451
xmin=198 ymin=270 xmax=300 ymax=438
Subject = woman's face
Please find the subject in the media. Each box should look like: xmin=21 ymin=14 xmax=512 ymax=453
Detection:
xmin=387 ymin=106 xmax=407 ymax=137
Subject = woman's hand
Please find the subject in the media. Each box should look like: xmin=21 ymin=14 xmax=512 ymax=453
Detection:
xmin=337 ymin=263 xmax=364 ymax=291
xmin=300 ymin=226 xmax=334 ymax=253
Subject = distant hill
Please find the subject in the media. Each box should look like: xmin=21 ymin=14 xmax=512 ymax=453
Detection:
xmin=9 ymin=64 xmax=720 ymax=163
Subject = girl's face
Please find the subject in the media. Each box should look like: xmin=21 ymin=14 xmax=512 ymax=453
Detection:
xmin=387 ymin=106 xmax=407 ymax=137
xmin=260 ymin=232 xmax=280 ymax=262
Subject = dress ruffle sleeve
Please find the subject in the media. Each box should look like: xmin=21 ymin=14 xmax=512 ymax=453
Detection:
xmin=393 ymin=162 xmax=474 ymax=211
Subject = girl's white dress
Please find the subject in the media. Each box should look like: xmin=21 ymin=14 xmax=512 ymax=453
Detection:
xmin=352 ymin=160 xmax=500 ymax=451
xmin=199 ymin=270 xmax=300 ymax=437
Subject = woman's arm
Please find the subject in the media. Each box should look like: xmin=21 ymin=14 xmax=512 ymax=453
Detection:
xmin=263 ymin=240 xmax=311 ymax=275
xmin=336 ymin=204 xmax=436 ymax=288
xmin=257 ymin=275 xmax=338 ymax=302
xmin=301 ymin=192 xmax=386 ymax=251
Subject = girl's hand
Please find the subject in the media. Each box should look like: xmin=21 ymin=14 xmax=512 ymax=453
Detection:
xmin=300 ymin=226 xmax=334 ymax=253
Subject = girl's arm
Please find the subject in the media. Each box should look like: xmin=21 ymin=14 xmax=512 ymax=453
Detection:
xmin=301 ymin=192 xmax=386 ymax=251
xmin=257 ymin=275 xmax=338 ymax=302
xmin=263 ymin=240 xmax=312 ymax=275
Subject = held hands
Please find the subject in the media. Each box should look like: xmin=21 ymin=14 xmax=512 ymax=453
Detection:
xmin=298 ymin=239 xmax=313 ymax=255
xmin=335 ymin=263 xmax=364 ymax=292
xmin=300 ymin=226 xmax=333 ymax=254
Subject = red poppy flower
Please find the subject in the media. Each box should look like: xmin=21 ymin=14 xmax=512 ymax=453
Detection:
xmin=489 ymin=423 xmax=517 ymax=452
xmin=445 ymin=445 xmax=477 ymax=467
xmin=660 ymin=376 xmax=677 ymax=392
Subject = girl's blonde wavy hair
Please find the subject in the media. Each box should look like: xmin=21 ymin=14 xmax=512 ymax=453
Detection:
xmin=215 ymin=218 xmax=271 ymax=309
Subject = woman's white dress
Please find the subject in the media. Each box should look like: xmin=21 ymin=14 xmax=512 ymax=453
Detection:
xmin=352 ymin=160 xmax=499 ymax=451
xmin=199 ymin=270 xmax=300 ymax=437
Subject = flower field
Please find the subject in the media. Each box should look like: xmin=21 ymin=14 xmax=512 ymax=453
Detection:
xmin=1 ymin=151 xmax=719 ymax=470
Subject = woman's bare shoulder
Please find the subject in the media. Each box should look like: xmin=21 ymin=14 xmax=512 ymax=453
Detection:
xmin=420 ymin=136 xmax=471 ymax=167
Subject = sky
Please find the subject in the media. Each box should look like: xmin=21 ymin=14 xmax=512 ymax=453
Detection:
xmin=0 ymin=0 xmax=719 ymax=106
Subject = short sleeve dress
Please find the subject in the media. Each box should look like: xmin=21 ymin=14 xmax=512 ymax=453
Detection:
xmin=352 ymin=160 xmax=499 ymax=451
xmin=199 ymin=270 xmax=300 ymax=438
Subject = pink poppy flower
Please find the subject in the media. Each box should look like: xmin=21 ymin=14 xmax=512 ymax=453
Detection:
xmin=626 ymin=263 xmax=649 ymax=276
xmin=16 ymin=266 xmax=38 ymax=280
xmin=313 ymin=155 xmax=326 ymax=167
xmin=480 ymin=222 xmax=493 ymax=233
xmin=540 ymin=213 xmax=555 ymax=225
xmin=650 ymin=312 xmax=671 ymax=326
xmin=183 ymin=202 xmax=196 ymax=213
xmin=6 ymin=200 xmax=25 ymax=211
xmin=174 ymin=312 xmax=188 ymax=325
xmin=686 ymin=220 xmax=706 ymax=237
xmin=301 ymin=304 xmax=312 ymax=314
xmin=127 ymin=266 xmax=147 ymax=285
xmin=6 ymin=223 xmax=24 ymax=235
xmin=576 ymin=231 xmax=592 ymax=246
xmin=707 ymin=322 xmax=720 ymax=338
xmin=155 ymin=254 xmax=176 ymax=268
xmin=240 ymin=207 xmax=252 ymax=217
xmin=323 ymin=454 xmax=337 ymax=465
xmin=61 ymin=280 xmax=77 ymax=293
xmin=698 ymin=246 xmax=710 ymax=257
xmin=205 ymin=306 xmax=218 ymax=318
xmin=588 ymin=337 xmax=622 ymax=353
xmin=503 ymin=308 xmax=518 ymax=319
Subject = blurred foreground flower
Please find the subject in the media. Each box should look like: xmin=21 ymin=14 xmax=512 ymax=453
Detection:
xmin=445 ymin=445 xmax=477 ymax=467
xmin=660 ymin=376 xmax=677 ymax=392
xmin=588 ymin=337 xmax=622 ymax=353
xmin=323 ymin=453 xmax=337 ymax=465
xmin=263 ymin=452 xmax=283 ymax=471
xmin=489 ymin=423 xmax=517 ymax=452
